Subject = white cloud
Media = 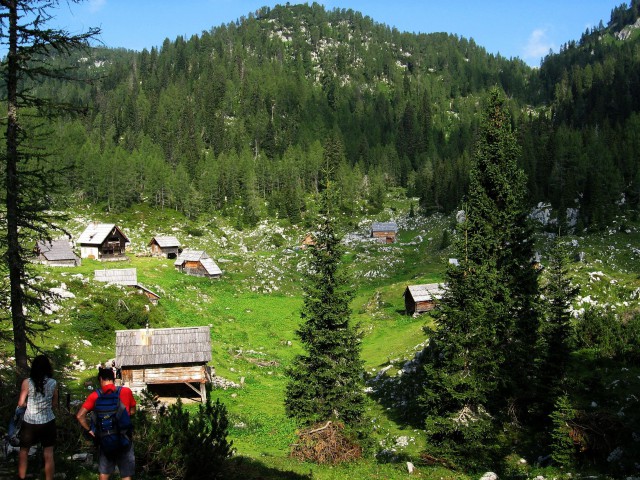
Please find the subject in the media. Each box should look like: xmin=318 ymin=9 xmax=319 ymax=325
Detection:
xmin=523 ymin=28 xmax=556 ymax=63
xmin=88 ymin=0 xmax=106 ymax=13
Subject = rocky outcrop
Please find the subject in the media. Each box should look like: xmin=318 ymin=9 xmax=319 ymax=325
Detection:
xmin=615 ymin=18 xmax=640 ymax=41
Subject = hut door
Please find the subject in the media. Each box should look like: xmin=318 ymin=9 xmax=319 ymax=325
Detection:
xmin=122 ymin=369 xmax=133 ymax=386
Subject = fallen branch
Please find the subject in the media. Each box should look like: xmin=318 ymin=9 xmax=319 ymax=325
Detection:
xmin=307 ymin=421 xmax=332 ymax=434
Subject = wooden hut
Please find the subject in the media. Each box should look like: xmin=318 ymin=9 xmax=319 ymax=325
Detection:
xmin=300 ymin=233 xmax=315 ymax=249
xmin=95 ymin=268 xmax=160 ymax=305
xmin=174 ymin=249 xmax=222 ymax=278
xmin=33 ymin=238 xmax=81 ymax=267
xmin=148 ymin=235 xmax=181 ymax=259
xmin=134 ymin=285 xmax=161 ymax=305
xmin=371 ymin=221 xmax=398 ymax=243
xmin=78 ymin=223 xmax=129 ymax=261
xmin=403 ymin=283 xmax=445 ymax=314
xmin=95 ymin=268 xmax=138 ymax=285
xmin=115 ymin=326 xmax=212 ymax=402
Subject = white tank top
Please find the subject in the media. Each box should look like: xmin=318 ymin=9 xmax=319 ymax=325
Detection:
xmin=23 ymin=377 xmax=56 ymax=424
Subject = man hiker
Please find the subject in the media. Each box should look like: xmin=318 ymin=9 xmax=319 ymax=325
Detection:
xmin=76 ymin=367 xmax=136 ymax=480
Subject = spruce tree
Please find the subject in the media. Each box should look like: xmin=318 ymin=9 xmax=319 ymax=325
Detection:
xmin=0 ymin=0 xmax=98 ymax=375
xmin=536 ymin=239 xmax=578 ymax=407
xmin=284 ymin=186 xmax=365 ymax=426
xmin=421 ymin=88 xmax=540 ymax=467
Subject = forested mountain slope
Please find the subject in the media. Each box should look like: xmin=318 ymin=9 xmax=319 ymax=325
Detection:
xmin=32 ymin=2 xmax=640 ymax=229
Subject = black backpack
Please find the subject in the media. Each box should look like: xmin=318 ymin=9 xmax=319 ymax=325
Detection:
xmin=91 ymin=387 xmax=133 ymax=456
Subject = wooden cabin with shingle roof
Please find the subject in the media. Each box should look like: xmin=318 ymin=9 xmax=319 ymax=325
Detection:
xmin=33 ymin=238 xmax=81 ymax=267
xmin=403 ymin=283 xmax=445 ymax=315
xmin=174 ymin=249 xmax=222 ymax=278
xmin=78 ymin=223 xmax=129 ymax=261
xmin=148 ymin=235 xmax=181 ymax=259
xmin=115 ymin=326 xmax=213 ymax=402
xmin=94 ymin=268 xmax=161 ymax=305
xmin=371 ymin=221 xmax=398 ymax=243
xmin=95 ymin=268 xmax=138 ymax=285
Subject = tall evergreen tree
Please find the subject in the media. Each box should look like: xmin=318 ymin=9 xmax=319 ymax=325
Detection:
xmin=536 ymin=239 xmax=578 ymax=407
xmin=284 ymin=186 xmax=365 ymax=426
xmin=421 ymin=88 xmax=540 ymax=467
xmin=0 ymin=0 xmax=98 ymax=375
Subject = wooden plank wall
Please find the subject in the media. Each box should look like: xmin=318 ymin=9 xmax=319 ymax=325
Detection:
xmin=123 ymin=364 xmax=206 ymax=390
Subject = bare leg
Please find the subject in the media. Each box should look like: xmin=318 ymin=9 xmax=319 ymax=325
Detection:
xmin=43 ymin=446 xmax=55 ymax=480
xmin=18 ymin=447 xmax=28 ymax=479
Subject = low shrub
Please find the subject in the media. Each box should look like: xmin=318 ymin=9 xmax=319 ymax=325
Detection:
xmin=575 ymin=307 xmax=640 ymax=361
xmin=134 ymin=391 xmax=234 ymax=479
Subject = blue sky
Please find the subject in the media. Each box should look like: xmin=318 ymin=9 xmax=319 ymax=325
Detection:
xmin=51 ymin=0 xmax=624 ymax=67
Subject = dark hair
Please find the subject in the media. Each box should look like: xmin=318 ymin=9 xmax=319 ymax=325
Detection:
xmin=30 ymin=355 xmax=53 ymax=395
xmin=98 ymin=367 xmax=115 ymax=381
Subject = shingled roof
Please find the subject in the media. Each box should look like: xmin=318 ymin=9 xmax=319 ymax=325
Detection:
xmin=115 ymin=326 xmax=212 ymax=367
xmin=35 ymin=238 xmax=78 ymax=262
xmin=149 ymin=235 xmax=180 ymax=248
xmin=174 ymin=249 xmax=222 ymax=276
xmin=95 ymin=268 xmax=138 ymax=286
xmin=371 ymin=221 xmax=398 ymax=232
xmin=404 ymin=283 xmax=445 ymax=302
xmin=78 ymin=223 xmax=129 ymax=245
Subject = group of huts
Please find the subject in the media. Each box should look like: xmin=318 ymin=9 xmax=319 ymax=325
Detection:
xmin=34 ymin=223 xmax=221 ymax=401
xmin=34 ymin=222 xmax=222 ymax=279
xmin=34 ymin=219 xmax=438 ymax=401
xmin=301 ymin=221 xmax=399 ymax=250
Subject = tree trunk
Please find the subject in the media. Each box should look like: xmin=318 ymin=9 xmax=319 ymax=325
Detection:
xmin=5 ymin=0 xmax=28 ymax=377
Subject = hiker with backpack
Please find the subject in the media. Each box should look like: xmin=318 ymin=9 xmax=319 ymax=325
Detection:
xmin=76 ymin=367 xmax=136 ymax=480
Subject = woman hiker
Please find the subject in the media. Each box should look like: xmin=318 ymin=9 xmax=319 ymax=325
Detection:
xmin=17 ymin=355 xmax=58 ymax=480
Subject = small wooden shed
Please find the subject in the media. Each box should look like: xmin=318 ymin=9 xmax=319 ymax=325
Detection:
xmin=149 ymin=235 xmax=181 ymax=259
xmin=116 ymin=326 xmax=212 ymax=402
xmin=78 ymin=223 xmax=129 ymax=261
xmin=33 ymin=238 xmax=81 ymax=267
xmin=403 ymin=283 xmax=445 ymax=314
xmin=95 ymin=268 xmax=160 ymax=305
xmin=371 ymin=221 xmax=398 ymax=243
xmin=95 ymin=268 xmax=138 ymax=285
xmin=174 ymin=249 xmax=222 ymax=278
xmin=301 ymin=233 xmax=315 ymax=249
xmin=134 ymin=285 xmax=160 ymax=305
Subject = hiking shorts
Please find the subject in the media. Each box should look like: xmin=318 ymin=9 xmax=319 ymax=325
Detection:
xmin=20 ymin=419 xmax=56 ymax=448
xmin=98 ymin=443 xmax=135 ymax=478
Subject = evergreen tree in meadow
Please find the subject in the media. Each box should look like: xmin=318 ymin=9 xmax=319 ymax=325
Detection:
xmin=284 ymin=186 xmax=365 ymax=426
xmin=535 ymin=239 xmax=578 ymax=411
xmin=421 ymin=88 xmax=540 ymax=468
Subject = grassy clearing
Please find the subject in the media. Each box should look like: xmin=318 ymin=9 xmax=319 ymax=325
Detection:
xmin=14 ymin=198 xmax=640 ymax=479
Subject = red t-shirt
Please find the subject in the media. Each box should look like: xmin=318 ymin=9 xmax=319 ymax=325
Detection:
xmin=82 ymin=383 xmax=136 ymax=414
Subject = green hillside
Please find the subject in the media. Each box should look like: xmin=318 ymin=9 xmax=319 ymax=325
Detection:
xmin=3 ymin=194 xmax=638 ymax=478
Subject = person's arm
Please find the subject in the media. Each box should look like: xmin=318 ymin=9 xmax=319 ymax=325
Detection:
xmin=76 ymin=406 xmax=95 ymax=437
xmin=17 ymin=378 xmax=29 ymax=408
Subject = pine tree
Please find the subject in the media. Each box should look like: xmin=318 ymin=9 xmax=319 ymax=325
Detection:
xmin=0 ymin=0 xmax=98 ymax=375
xmin=284 ymin=186 xmax=365 ymax=426
xmin=421 ymin=88 xmax=540 ymax=467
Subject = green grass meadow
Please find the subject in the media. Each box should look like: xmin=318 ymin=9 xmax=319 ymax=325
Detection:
xmin=12 ymin=198 xmax=640 ymax=479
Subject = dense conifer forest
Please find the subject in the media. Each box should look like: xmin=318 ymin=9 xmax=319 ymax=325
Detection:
xmin=30 ymin=1 xmax=640 ymax=229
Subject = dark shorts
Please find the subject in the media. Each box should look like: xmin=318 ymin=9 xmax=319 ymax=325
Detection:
xmin=19 ymin=419 xmax=56 ymax=448
xmin=98 ymin=443 xmax=135 ymax=478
